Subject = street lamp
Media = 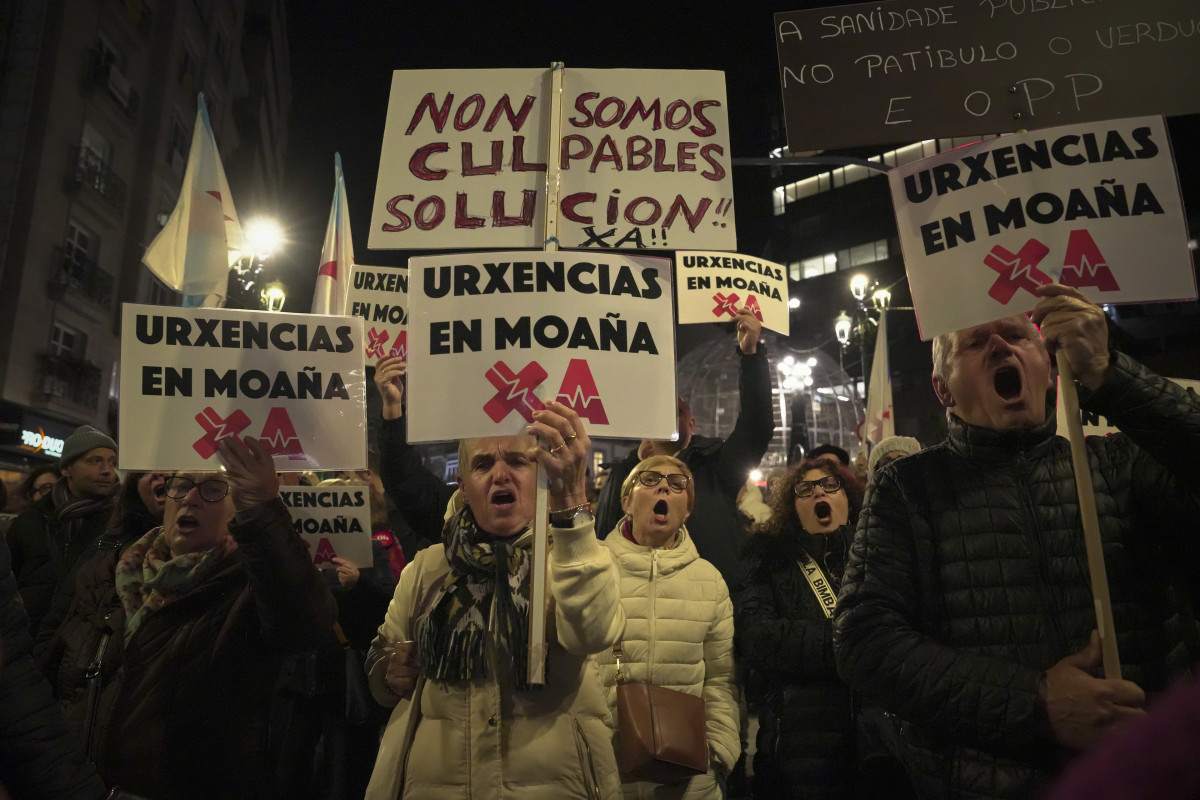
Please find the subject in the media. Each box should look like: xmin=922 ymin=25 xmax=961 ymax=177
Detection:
xmin=261 ymin=281 xmax=287 ymax=312
xmin=872 ymin=288 xmax=891 ymax=311
xmin=243 ymin=217 xmax=285 ymax=259
xmin=850 ymin=273 xmax=870 ymax=303
xmin=834 ymin=311 xmax=852 ymax=346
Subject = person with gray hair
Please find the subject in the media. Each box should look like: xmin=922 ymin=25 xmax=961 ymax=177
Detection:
xmin=834 ymin=284 xmax=1200 ymax=799
xmin=866 ymin=436 xmax=922 ymax=479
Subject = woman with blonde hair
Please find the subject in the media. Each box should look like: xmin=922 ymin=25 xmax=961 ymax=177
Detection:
xmin=594 ymin=454 xmax=740 ymax=799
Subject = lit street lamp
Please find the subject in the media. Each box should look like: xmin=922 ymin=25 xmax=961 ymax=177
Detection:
xmin=261 ymin=281 xmax=287 ymax=312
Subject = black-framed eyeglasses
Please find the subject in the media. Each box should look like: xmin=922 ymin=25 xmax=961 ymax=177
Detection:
xmin=164 ymin=476 xmax=230 ymax=503
xmin=31 ymin=482 xmax=55 ymax=498
xmin=635 ymin=470 xmax=690 ymax=492
xmin=794 ymin=476 xmax=842 ymax=498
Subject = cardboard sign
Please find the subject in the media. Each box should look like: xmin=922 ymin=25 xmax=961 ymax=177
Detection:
xmin=118 ymin=304 xmax=368 ymax=471
xmin=347 ymin=265 xmax=408 ymax=363
xmin=674 ymin=251 xmax=790 ymax=335
xmin=1057 ymin=377 xmax=1200 ymax=437
xmin=280 ymin=485 xmax=374 ymax=569
xmin=888 ymin=116 xmax=1195 ymax=341
xmin=368 ymin=68 xmax=734 ymax=252
xmin=774 ymin=0 xmax=1200 ymax=151
xmin=405 ymin=251 xmax=677 ymax=443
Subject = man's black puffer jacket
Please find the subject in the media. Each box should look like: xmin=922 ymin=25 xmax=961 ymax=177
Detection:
xmin=834 ymin=352 xmax=1200 ymax=800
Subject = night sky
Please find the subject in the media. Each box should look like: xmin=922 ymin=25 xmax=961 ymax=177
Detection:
xmin=278 ymin=2 xmax=1200 ymax=347
xmin=278 ymin=1 xmax=817 ymax=317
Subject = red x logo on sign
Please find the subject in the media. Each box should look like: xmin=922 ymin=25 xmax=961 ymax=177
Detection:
xmin=983 ymin=239 xmax=1052 ymax=304
xmin=712 ymin=292 xmax=740 ymax=318
xmin=366 ymin=327 xmax=390 ymax=359
xmin=483 ymin=361 xmax=547 ymax=423
xmin=193 ymin=407 xmax=251 ymax=458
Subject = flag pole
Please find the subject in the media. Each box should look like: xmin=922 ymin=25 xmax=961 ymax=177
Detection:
xmin=1057 ymin=354 xmax=1121 ymax=679
xmin=528 ymin=61 xmax=566 ymax=687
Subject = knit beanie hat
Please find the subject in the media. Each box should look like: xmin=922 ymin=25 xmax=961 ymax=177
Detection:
xmin=868 ymin=436 xmax=921 ymax=476
xmin=60 ymin=425 xmax=118 ymax=467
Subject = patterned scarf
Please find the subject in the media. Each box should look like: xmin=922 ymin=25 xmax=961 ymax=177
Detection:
xmin=50 ymin=481 xmax=116 ymax=554
xmin=114 ymin=526 xmax=233 ymax=644
xmin=417 ymin=507 xmax=540 ymax=690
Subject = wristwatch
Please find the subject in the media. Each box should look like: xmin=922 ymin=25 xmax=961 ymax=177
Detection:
xmin=550 ymin=507 xmax=593 ymax=528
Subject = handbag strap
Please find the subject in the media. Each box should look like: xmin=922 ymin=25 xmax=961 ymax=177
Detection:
xmin=796 ymin=551 xmax=837 ymax=619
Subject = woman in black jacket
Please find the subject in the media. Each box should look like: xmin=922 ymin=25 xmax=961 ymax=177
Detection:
xmin=737 ymin=458 xmax=865 ymax=798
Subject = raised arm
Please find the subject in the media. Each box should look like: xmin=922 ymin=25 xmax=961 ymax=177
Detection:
xmin=714 ymin=308 xmax=774 ymax=494
xmin=219 ymin=437 xmax=336 ymax=648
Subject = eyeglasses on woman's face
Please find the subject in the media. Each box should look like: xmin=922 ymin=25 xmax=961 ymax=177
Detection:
xmin=794 ymin=475 xmax=842 ymax=498
xmin=635 ymin=470 xmax=690 ymax=492
xmin=31 ymin=481 xmax=55 ymax=498
xmin=163 ymin=476 xmax=231 ymax=503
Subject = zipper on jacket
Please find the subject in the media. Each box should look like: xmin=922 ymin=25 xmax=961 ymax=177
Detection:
xmin=1016 ymin=454 xmax=1068 ymax=653
xmin=648 ymin=550 xmax=659 ymax=684
xmin=572 ymin=718 xmax=602 ymax=800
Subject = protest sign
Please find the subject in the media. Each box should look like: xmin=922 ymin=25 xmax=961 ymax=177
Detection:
xmin=405 ymin=251 xmax=677 ymax=443
xmin=774 ymin=0 xmax=1200 ymax=151
xmin=280 ymin=485 xmax=374 ymax=569
xmin=887 ymin=116 xmax=1195 ymax=340
xmin=347 ymin=264 xmax=408 ymax=363
xmin=118 ymin=304 xmax=367 ymax=471
xmin=369 ymin=68 xmax=734 ymax=252
xmin=674 ymin=251 xmax=790 ymax=335
xmin=1057 ymin=377 xmax=1200 ymax=437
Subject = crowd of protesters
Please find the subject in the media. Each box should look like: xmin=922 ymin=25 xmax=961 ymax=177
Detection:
xmin=2 ymin=285 xmax=1199 ymax=800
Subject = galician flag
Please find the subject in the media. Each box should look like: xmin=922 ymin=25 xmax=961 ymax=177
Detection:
xmin=312 ymin=153 xmax=354 ymax=314
xmin=142 ymin=93 xmax=243 ymax=307
xmin=864 ymin=310 xmax=895 ymax=445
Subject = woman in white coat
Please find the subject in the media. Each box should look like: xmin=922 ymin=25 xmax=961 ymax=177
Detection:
xmin=364 ymin=401 xmax=626 ymax=800
xmin=595 ymin=455 xmax=740 ymax=799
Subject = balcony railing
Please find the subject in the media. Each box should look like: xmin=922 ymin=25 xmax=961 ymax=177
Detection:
xmin=52 ymin=248 xmax=114 ymax=308
xmin=39 ymin=353 xmax=103 ymax=409
xmin=86 ymin=50 xmax=140 ymax=119
xmin=68 ymin=146 xmax=127 ymax=211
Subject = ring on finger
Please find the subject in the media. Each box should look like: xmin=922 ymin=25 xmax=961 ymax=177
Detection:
xmin=550 ymin=444 xmax=564 ymax=454
xmin=567 ymin=432 xmax=578 ymax=441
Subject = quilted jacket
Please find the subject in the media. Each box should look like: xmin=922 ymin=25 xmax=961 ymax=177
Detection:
xmin=364 ymin=518 xmax=626 ymax=800
xmin=738 ymin=524 xmax=855 ymax=797
xmin=834 ymin=352 xmax=1200 ymax=799
xmin=594 ymin=524 xmax=739 ymax=799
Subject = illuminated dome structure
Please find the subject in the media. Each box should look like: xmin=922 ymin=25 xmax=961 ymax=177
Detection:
xmin=676 ymin=332 xmax=863 ymax=471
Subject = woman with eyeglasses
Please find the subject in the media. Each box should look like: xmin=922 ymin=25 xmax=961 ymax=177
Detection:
xmin=592 ymin=455 xmax=740 ymax=799
xmin=736 ymin=457 xmax=866 ymax=799
xmin=38 ymin=437 xmax=335 ymax=799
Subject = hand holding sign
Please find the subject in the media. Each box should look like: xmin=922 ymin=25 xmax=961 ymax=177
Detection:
xmin=1031 ymin=284 xmax=1111 ymax=391
xmin=216 ymin=436 xmax=281 ymax=512
xmin=526 ymin=400 xmax=591 ymax=512
xmin=374 ymin=355 xmax=406 ymax=421
xmin=736 ymin=307 xmax=762 ymax=355
xmin=331 ymin=557 xmax=361 ymax=589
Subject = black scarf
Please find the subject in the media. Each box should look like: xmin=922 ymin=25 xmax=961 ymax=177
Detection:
xmin=50 ymin=481 xmax=115 ymax=557
xmin=417 ymin=507 xmax=540 ymax=690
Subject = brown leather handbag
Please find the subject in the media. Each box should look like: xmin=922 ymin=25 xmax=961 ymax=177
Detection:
xmin=612 ymin=643 xmax=709 ymax=783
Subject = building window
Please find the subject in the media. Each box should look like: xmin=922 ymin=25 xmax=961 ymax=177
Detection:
xmin=65 ymin=219 xmax=99 ymax=265
xmin=178 ymin=43 xmax=201 ymax=90
xmin=793 ymin=239 xmax=890 ymax=282
xmin=148 ymin=279 xmax=177 ymax=306
xmin=167 ymin=117 xmax=189 ymax=172
xmin=50 ymin=321 xmax=85 ymax=358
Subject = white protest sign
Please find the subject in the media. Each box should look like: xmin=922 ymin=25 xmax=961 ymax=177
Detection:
xmin=888 ymin=116 xmax=1195 ymax=341
xmin=1056 ymin=377 xmax=1200 ymax=437
xmin=280 ymin=485 xmax=374 ymax=569
xmin=405 ymin=251 xmax=676 ymax=443
xmin=119 ymin=304 xmax=367 ymax=471
xmin=369 ymin=68 xmax=734 ymax=252
xmin=674 ymin=251 xmax=789 ymax=335
xmin=347 ymin=265 xmax=408 ymax=363
xmin=558 ymin=69 xmax=734 ymax=251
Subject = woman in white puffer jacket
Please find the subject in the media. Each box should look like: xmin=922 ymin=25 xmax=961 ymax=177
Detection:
xmin=594 ymin=455 xmax=740 ymax=799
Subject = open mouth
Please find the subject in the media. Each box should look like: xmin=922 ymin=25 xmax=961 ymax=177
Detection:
xmin=813 ymin=501 xmax=832 ymax=525
xmin=176 ymin=513 xmax=199 ymax=532
xmin=994 ymin=365 xmax=1022 ymax=401
xmin=653 ymin=499 xmax=669 ymax=522
xmin=491 ymin=490 xmax=516 ymax=508
xmin=153 ymin=484 xmax=167 ymax=501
